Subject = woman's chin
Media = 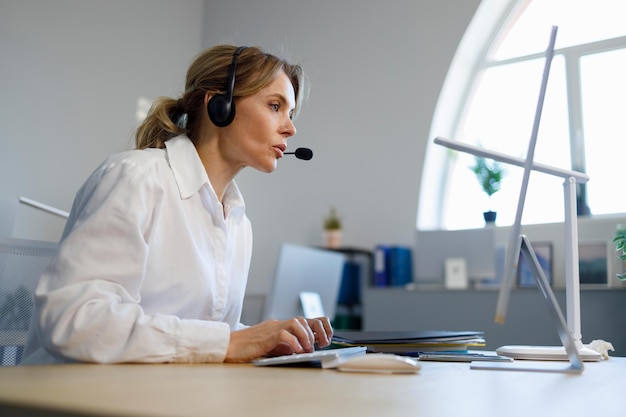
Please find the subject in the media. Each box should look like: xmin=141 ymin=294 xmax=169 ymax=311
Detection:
xmin=261 ymin=160 xmax=278 ymax=173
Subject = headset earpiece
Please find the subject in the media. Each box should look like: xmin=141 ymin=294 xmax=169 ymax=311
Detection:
xmin=207 ymin=94 xmax=236 ymax=127
xmin=207 ymin=46 xmax=248 ymax=127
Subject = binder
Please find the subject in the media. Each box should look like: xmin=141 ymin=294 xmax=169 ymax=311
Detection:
xmin=373 ymin=245 xmax=413 ymax=287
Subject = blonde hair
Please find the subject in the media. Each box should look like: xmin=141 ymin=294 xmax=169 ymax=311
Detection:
xmin=135 ymin=45 xmax=305 ymax=149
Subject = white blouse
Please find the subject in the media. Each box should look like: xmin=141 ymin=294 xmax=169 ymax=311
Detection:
xmin=22 ymin=135 xmax=252 ymax=364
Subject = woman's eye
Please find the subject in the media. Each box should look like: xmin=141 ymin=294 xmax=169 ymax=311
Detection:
xmin=270 ymin=103 xmax=279 ymax=112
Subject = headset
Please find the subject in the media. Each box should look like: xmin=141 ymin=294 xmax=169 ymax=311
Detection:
xmin=207 ymin=46 xmax=248 ymax=127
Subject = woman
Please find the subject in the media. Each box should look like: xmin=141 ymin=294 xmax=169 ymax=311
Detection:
xmin=22 ymin=45 xmax=333 ymax=364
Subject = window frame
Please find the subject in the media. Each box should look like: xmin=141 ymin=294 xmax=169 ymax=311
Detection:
xmin=418 ymin=0 xmax=626 ymax=230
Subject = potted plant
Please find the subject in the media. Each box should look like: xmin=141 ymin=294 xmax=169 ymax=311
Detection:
xmin=471 ymin=156 xmax=505 ymax=223
xmin=323 ymin=206 xmax=342 ymax=248
xmin=613 ymin=225 xmax=626 ymax=281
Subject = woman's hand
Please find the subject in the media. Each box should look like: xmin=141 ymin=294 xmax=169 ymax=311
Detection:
xmin=224 ymin=316 xmax=333 ymax=363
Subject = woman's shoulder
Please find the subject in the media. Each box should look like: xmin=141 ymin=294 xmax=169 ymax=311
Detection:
xmin=97 ymin=148 xmax=168 ymax=176
xmin=105 ymin=147 xmax=166 ymax=163
xmin=79 ymin=148 xmax=173 ymax=194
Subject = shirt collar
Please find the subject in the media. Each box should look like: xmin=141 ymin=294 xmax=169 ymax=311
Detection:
xmin=165 ymin=136 xmax=246 ymax=218
xmin=165 ymin=135 xmax=210 ymax=200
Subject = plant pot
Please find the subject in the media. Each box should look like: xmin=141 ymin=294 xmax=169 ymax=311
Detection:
xmin=324 ymin=229 xmax=342 ymax=249
xmin=483 ymin=211 xmax=497 ymax=224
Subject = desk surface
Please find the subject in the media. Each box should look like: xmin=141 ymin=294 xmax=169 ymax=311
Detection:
xmin=0 ymin=357 xmax=623 ymax=417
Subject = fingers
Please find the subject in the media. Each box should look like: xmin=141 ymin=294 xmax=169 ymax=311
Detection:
xmin=306 ymin=316 xmax=334 ymax=347
xmin=288 ymin=316 xmax=315 ymax=352
xmin=268 ymin=318 xmax=315 ymax=355
xmin=226 ymin=320 xmax=309 ymax=362
xmin=275 ymin=316 xmax=331 ymax=353
xmin=225 ymin=316 xmax=335 ymax=363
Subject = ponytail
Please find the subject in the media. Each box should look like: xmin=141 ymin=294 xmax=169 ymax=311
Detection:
xmin=135 ymin=97 xmax=187 ymax=149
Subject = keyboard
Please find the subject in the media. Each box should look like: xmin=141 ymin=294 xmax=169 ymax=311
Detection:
xmin=252 ymin=346 xmax=367 ymax=368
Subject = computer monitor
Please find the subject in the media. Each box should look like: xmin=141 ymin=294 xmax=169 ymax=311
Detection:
xmin=263 ymin=243 xmax=346 ymax=321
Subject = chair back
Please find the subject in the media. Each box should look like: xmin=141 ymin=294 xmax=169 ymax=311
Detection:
xmin=0 ymin=236 xmax=57 ymax=365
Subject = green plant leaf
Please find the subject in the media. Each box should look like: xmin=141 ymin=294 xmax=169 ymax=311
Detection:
xmin=471 ymin=156 xmax=505 ymax=197
xmin=324 ymin=207 xmax=342 ymax=230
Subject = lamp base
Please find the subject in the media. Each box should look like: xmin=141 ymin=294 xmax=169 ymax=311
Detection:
xmin=496 ymin=344 xmax=602 ymax=362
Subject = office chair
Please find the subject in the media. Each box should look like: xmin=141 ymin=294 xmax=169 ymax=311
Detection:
xmin=0 ymin=236 xmax=57 ymax=366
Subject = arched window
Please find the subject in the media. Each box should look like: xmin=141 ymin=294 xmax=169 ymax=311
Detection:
xmin=418 ymin=0 xmax=626 ymax=230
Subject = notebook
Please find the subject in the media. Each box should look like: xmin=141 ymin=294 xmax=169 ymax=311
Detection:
xmin=332 ymin=330 xmax=486 ymax=353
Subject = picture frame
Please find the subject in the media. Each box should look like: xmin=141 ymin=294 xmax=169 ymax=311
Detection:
xmin=578 ymin=240 xmax=608 ymax=286
xmin=517 ymin=241 xmax=552 ymax=288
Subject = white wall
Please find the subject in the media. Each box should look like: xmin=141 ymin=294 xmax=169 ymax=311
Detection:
xmin=0 ymin=0 xmax=481 ymax=298
xmin=203 ymin=0 xmax=481 ymax=294
xmin=0 ymin=0 xmax=205 ymax=238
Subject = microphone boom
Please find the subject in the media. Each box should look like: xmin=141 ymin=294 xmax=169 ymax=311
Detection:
xmin=285 ymin=147 xmax=313 ymax=160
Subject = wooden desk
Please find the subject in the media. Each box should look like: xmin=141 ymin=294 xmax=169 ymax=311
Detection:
xmin=0 ymin=358 xmax=623 ymax=417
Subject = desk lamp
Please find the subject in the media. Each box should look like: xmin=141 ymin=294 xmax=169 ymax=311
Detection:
xmin=434 ymin=26 xmax=601 ymax=362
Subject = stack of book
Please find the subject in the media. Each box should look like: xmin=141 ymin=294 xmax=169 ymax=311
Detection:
xmin=332 ymin=330 xmax=485 ymax=354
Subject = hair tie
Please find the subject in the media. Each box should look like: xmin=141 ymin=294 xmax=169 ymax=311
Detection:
xmin=173 ymin=98 xmax=187 ymax=129
xmin=176 ymin=113 xmax=188 ymax=129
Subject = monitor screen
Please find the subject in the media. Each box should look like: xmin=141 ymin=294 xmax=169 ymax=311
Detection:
xmin=263 ymin=243 xmax=346 ymax=321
